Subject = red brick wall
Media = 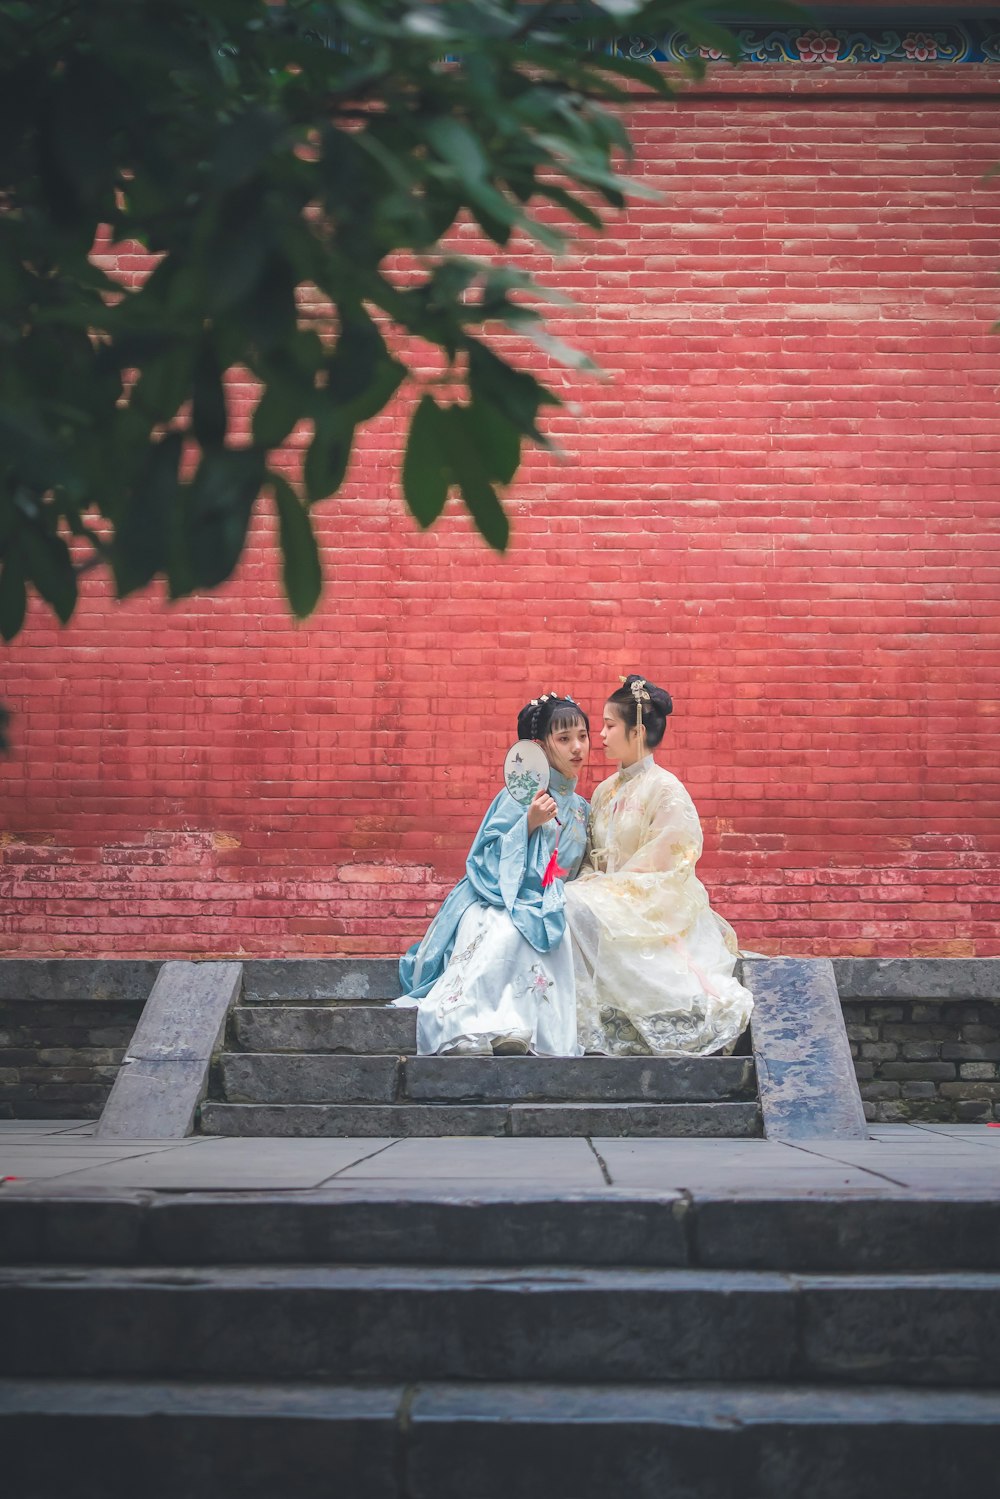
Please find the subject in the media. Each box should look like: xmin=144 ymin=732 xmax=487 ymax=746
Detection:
xmin=3 ymin=52 xmax=999 ymax=959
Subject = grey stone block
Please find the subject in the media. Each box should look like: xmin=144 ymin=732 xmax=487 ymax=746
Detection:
xmin=199 ymin=1098 xmax=762 ymax=1139
xmin=219 ymin=1053 xmax=401 ymax=1105
xmin=242 ymin=959 xmax=401 ymax=1003
xmin=960 ymin=1063 xmax=998 ymax=1080
xmin=405 ymin=1384 xmax=1000 ymax=1499
xmin=859 ymin=1083 xmax=900 ymax=1101
xmin=955 ymin=1101 xmax=992 ymax=1121
xmin=962 ymin=1023 xmax=1000 ymax=1043
xmin=942 ymin=1042 xmax=1000 ymax=1061
xmin=0 ymin=1193 xmax=145 ymax=1266
xmin=901 ymin=1042 xmax=944 ymax=1062
xmin=0 ymin=1378 xmax=400 ymax=1499
xmin=834 ymin=959 xmax=1000 ymax=1002
xmin=233 ymin=1005 xmax=416 ymax=1054
xmin=799 ymin=1272 xmax=1000 ymax=1384
xmin=402 ymin=1056 xmax=756 ymax=1106
xmin=859 ymin=1043 xmax=899 ymax=1062
xmin=0 ymin=1264 xmax=798 ymax=1383
xmin=940 ymin=1081 xmax=1000 ymax=1100
xmin=0 ymin=961 xmax=162 ymax=1003
xmin=510 ymin=1103 xmax=762 ymax=1138
xmin=144 ymin=1193 xmax=690 ymax=1268
xmin=880 ymin=1063 xmax=956 ymax=1081
xmin=691 ymin=1197 xmax=1000 ymax=1273
xmin=745 ymin=958 xmax=868 ymax=1140
xmin=901 ymin=1083 xmax=938 ymax=1100
xmin=97 ymin=963 xmax=242 ymax=1140
xmin=199 ymin=1102 xmax=511 ymax=1137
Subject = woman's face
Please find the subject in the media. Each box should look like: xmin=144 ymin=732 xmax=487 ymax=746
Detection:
xmin=600 ymin=702 xmax=637 ymax=763
xmin=542 ymin=718 xmax=590 ymax=778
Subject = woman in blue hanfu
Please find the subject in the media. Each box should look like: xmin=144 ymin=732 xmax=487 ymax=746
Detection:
xmin=565 ymin=674 xmax=753 ymax=1057
xmin=394 ymin=694 xmax=590 ymax=1057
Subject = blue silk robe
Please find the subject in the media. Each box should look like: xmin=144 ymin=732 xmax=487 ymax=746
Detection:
xmin=397 ymin=768 xmax=589 ymax=1004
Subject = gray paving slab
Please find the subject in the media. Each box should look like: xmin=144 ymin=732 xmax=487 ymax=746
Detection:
xmin=0 ymin=1123 xmax=997 ymax=1199
xmin=9 ymin=1137 xmax=399 ymax=1191
xmin=331 ymin=1136 xmax=605 ymax=1188
xmin=593 ymin=1139 xmax=911 ymax=1192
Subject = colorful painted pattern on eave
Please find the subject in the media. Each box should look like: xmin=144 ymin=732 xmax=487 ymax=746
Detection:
xmin=615 ymin=20 xmax=1000 ymax=64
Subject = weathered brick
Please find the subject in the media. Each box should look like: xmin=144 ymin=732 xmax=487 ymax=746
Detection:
xmin=940 ymin=1082 xmax=1000 ymax=1100
xmin=955 ymin=1100 xmax=992 ymax=1122
xmin=959 ymin=1063 xmax=998 ymax=1081
xmin=880 ymin=1062 xmax=956 ymax=1082
xmin=942 ymin=1043 xmax=1000 ymax=1061
xmin=901 ymin=1041 xmax=944 ymax=1062
xmin=859 ymin=1081 xmax=900 ymax=1101
xmin=900 ymin=1082 xmax=938 ymax=1100
xmin=859 ymin=1042 xmax=899 ymax=1062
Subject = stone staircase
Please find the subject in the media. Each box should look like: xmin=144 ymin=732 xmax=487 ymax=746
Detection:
xmin=198 ymin=960 xmax=762 ymax=1138
xmin=2 ymin=1187 xmax=999 ymax=1496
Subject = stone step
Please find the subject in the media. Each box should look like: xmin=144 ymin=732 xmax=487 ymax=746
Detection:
xmin=2 ymin=1379 xmax=998 ymax=1499
xmin=216 ymin=1052 xmax=757 ymax=1104
xmin=242 ymin=958 xmax=401 ymax=1005
xmin=5 ymin=1189 xmax=999 ymax=1273
xmin=2 ymin=1264 xmax=998 ymax=1385
xmin=199 ymin=1100 xmax=763 ymax=1138
xmin=232 ymin=1005 xmax=418 ymax=1053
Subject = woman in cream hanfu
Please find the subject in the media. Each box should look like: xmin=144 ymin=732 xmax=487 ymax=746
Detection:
xmin=565 ymin=675 xmax=752 ymax=1057
xmin=394 ymin=694 xmax=590 ymax=1057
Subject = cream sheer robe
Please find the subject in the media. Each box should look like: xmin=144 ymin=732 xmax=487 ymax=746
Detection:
xmin=564 ymin=755 xmax=753 ymax=1056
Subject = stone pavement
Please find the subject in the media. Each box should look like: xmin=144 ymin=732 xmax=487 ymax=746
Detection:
xmin=2 ymin=1119 xmax=998 ymax=1196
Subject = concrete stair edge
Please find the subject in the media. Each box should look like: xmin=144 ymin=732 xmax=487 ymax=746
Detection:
xmin=3 ymin=1263 xmax=1000 ymax=1385
xmin=3 ymin=1379 xmax=998 ymax=1499
xmin=198 ymin=1099 xmax=764 ymax=1138
xmin=216 ymin=1052 xmax=758 ymax=1105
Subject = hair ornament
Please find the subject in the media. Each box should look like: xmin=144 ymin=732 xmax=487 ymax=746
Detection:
xmin=620 ymin=674 xmax=651 ymax=747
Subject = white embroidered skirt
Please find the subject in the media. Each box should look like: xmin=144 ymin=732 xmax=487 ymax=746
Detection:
xmin=411 ymin=901 xmax=577 ymax=1057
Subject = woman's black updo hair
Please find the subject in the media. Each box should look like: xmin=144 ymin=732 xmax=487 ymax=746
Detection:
xmin=606 ymin=674 xmax=673 ymax=749
xmin=517 ymin=693 xmax=590 ymax=743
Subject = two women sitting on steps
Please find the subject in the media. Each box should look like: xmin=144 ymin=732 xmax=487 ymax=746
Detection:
xmin=394 ymin=676 xmax=752 ymax=1058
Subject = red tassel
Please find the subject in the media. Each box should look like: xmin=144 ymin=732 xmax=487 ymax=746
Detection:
xmin=542 ymin=846 xmax=568 ymax=888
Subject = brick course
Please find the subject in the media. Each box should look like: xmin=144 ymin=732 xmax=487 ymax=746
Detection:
xmin=845 ymin=997 xmax=1000 ymax=1121
xmin=1 ymin=48 xmax=999 ymax=958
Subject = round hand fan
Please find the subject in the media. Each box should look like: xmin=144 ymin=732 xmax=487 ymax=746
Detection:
xmin=503 ymin=739 xmax=550 ymax=806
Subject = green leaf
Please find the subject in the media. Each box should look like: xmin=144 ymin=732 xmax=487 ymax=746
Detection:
xmin=455 ymin=462 xmax=509 ymax=552
xmin=191 ymin=344 xmax=228 ymax=449
xmin=402 ymin=395 xmax=450 ymax=528
xmin=113 ymin=432 xmax=181 ymax=596
xmin=214 ymin=108 xmax=285 ymax=190
xmin=424 ymin=118 xmax=490 ymax=183
xmin=304 ymin=411 xmax=354 ymax=503
xmin=460 ymin=402 xmax=521 ymax=486
xmin=0 ymin=553 xmax=26 ymax=641
xmin=253 ymin=377 xmax=306 ymax=450
xmin=131 ymin=343 xmax=195 ymax=426
xmin=178 ymin=448 xmax=264 ymax=592
xmin=272 ymin=472 xmax=322 ymax=618
xmin=444 ymin=406 xmax=510 ymax=552
xmin=467 ymin=344 xmax=560 ymax=441
xmin=20 ymin=527 xmax=77 ymax=623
